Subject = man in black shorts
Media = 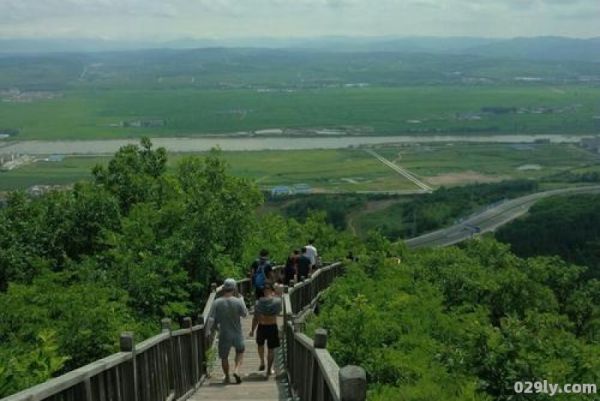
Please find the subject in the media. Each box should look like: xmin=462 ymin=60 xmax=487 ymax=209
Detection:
xmin=248 ymin=282 xmax=282 ymax=379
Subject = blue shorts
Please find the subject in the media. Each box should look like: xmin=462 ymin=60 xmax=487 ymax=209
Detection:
xmin=218 ymin=334 xmax=245 ymax=360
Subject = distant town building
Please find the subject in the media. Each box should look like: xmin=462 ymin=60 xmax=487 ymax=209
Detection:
xmin=510 ymin=144 xmax=534 ymax=151
xmin=26 ymin=185 xmax=68 ymax=197
xmin=271 ymin=186 xmax=294 ymax=197
xmin=0 ymin=153 xmax=34 ymax=171
xmin=0 ymin=128 xmax=19 ymax=137
xmin=293 ymin=183 xmax=312 ymax=194
xmin=581 ymin=137 xmax=600 ymax=154
xmin=533 ymin=138 xmax=551 ymax=144
xmin=121 ymin=119 xmax=165 ymax=128
xmin=46 ymin=155 xmax=65 ymax=162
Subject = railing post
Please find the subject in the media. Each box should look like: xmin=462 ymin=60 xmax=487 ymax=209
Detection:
xmin=120 ymin=332 xmax=138 ymax=401
xmin=311 ymin=329 xmax=328 ymax=401
xmin=161 ymin=318 xmax=172 ymax=332
xmin=84 ymin=377 xmax=93 ymax=401
xmin=289 ymin=280 xmax=296 ymax=312
xmin=313 ymin=328 xmax=327 ymax=349
xmin=161 ymin=318 xmax=175 ymax=397
xmin=197 ymin=316 xmax=207 ymax=376
xmin=339 ymin=365 xmax=367 ymax=401
xmin=183 ymin=316 xmax=200 ymax=386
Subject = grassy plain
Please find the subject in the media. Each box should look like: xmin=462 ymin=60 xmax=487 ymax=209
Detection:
xmin=2 ymin=143 xmax=598 ymax=192
xmin=0 ymin=149 xmax=417 ymax=192
xmin=376 ymin=143 xmax=600 ymax=185
xmin=219 ymin=149 xmax=417 ymax=192
xmin=0 ymin=157 xmax=105 ymax=191
xmin=1 ymin=85 xmax=599 ymax=140
xmin=1 ymin=143 xmax=598 ymax=193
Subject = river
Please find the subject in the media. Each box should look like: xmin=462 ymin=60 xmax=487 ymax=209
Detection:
xmin=0 ymin=134 xmax=588 ymax=155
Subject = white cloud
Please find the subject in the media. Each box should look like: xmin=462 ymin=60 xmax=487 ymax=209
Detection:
xmin=0 ymin=0 xmax=598 ymax=39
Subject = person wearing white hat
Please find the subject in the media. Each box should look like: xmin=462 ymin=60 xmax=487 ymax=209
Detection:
xmin=208 ymin=278 xmax=248 ymax=384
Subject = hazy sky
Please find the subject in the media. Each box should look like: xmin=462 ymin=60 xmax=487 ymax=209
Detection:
xmin=0 ymin=0 xmax=598 ymax=40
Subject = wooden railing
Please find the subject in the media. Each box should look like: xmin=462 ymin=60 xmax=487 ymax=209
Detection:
xmin=0 ymin=264 xmax=286 ymax=401
xmin=1 ymin=315 xmax=207 ymax=401
xmin=282 ymin=262 xmax=367 ymax=401
xmin=1 ymin=263 xmax=365 ymax=401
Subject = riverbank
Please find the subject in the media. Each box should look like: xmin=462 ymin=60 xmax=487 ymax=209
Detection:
xmin=0 ymin=134 xmax=589 ymax=155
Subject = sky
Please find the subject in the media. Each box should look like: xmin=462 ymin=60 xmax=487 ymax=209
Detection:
xmin=0 ymin=0 xmax=599 ymax=40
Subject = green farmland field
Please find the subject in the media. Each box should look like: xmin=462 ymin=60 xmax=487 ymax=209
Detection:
xmin=0 ymin=149 xmax=418 ymax=192
xmin=1 ymin=85 xmax=599 ymax=140
xmin=0 ymin=157 xmax=105 ymax=191
xmin=375 ymin=143 xmax=600 ymax=185
xmin=1 ymin=143 xmax=598 ymax=193
xmin=220 ymin=149 xmax=417 ymax=192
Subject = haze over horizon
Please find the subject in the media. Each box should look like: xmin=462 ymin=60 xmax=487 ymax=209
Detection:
xmin=1 ymin=0 xmax=599 ymax=41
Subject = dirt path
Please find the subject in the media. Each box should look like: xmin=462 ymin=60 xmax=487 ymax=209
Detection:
xmin=364 ymin=149 xmax=433 ymax=192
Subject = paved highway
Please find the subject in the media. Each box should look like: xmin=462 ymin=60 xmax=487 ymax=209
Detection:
xmin=405 ymin=185 xmax=600 ymax=249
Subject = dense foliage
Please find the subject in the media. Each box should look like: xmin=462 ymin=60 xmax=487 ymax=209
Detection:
xmin=543 ymin=167 xmax=600 ymax=184
xmin=496 ymin=194 xmax=600 ymax=279
xmin=356 ymin=180 xmax=538 ymax=239
xmin=280 ymin=194 xmax=369 ymax=230
xmin=310 ymin=236 xmax=600 ymax=401
xmin=2 ymin=139 xmax=597 ymax=400
xmin=0 ymin=139 xmax=352 ymax=397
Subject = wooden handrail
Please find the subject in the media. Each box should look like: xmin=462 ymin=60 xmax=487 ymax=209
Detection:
xmin=1 ymin=271 xmax=248 ymax=401
xmin=281 ymin=262 xmax=367 ymax=401
xmin=1 ymin=263 xmax=363 ymax=401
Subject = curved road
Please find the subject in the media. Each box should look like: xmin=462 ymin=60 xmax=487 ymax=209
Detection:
xmin=405 ymin=185 xmax=600 ymax=249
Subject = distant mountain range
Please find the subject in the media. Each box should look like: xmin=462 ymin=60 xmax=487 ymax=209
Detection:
xmin=1 ymin=36 xmax=600 ymax=63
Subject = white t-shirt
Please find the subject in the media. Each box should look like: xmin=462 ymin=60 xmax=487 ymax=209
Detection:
xmin=305 ymin=244 xmax=318 ymax=266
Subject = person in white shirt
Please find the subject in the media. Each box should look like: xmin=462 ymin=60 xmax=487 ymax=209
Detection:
xmin=305 ymin=239 xmax=318 ymax=269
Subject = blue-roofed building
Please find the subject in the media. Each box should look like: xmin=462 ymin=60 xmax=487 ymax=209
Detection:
xmin=47 ymin=155 xmax=65 ymax=162
xmin=271 ymin=186 xmax=293 ymax=197
xmin=293 ymin=183 xmax=312 ymax=194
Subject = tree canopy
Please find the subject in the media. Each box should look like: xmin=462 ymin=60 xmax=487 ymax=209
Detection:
xmin=310 ymin=236 xmax=600 ymax=401
xmin=0 ymin=139 xmax=353 ymax=396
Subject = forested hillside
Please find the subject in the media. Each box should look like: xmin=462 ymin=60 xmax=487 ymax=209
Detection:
xmin=1 ymin=139 xmax=599 ymax=400
xmin=0 ymin=139 xmax=352 ymax=397
xmin=310 ymin=238 xmax=600 ymax=401
xmin=354 ymin=180 xmax=538 ymax=240
xmin=496 ymin=194 xmax=600 ymax=279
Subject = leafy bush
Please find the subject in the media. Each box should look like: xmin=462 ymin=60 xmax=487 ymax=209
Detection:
xmin=310 ymin=236 xmax=600 ymax=401
xmin=496 ymin=194 xmax=600 ymax=279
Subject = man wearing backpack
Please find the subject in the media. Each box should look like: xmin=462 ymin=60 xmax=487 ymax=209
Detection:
xmin=251 ymin=249 xmax=273 ymax=299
